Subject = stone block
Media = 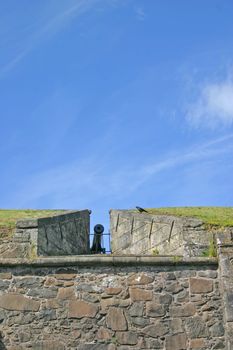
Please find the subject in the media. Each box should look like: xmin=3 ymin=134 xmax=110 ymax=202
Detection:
xmin=106 ymin=307 xmax=127 ymax=331
xmin=146 ymin=302 xmax=166 ymax=317
xmin=185 ymin=316 xmax=209 ymax=338
xmin=190 ymin=278 xmax=213 ymax=293
xmin=165 ymin=333 xmax=187 ymax=350
xmin=16 ymin=219 xmax=38 ymax=228
xmin=169 ymin=318 xmax=183 ymax=334
xmin=105 ymin=287 xmax=122 ymax=295
xmin=68 ymin=300 xmax=98 ymax=318
xmin=210 ymin=322 xmax=225 ymax=337
xmin=0 ymin=293 xmax=40 ymax=311
xmin=171 ymin=303 xmax=196 ymax=317
xmin=96 ymin=327 xmax=112 ymax=340
xmin=142 ymin=322 xmax=168 ymax=337
xmin=189 ymin=338 xmax=206 ymax=349
xmin=130 ymin=316 xmax=150 ymax=327
xmin=129 ymin=302 xmax=144 ymax=317
xmin=129 ymin=287 xmax=152 ymax=301
xmin=57 ymin=287 xmax=75 ymax=299
xmin=116 ymin=331 xmax=137 ymax=345
xmin=127 ymin=273 xmax=154 ymax=285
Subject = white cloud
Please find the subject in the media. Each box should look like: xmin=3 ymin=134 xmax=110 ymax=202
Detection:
xmin=186 ymin=76 xmax=233 ymax=128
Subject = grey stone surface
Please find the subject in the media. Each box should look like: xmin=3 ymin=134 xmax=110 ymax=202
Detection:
xmin=38 ymin=210 xmax=90 ymax=256
xmin=110 ymin=210 xmax=211 ymax=257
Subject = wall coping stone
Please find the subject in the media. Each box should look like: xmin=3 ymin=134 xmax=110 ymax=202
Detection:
xmin=0 ymin=256 xmax=218 ymax=268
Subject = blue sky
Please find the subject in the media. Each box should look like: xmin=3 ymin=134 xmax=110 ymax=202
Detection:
xmin=0 ymin=0 xmax=233 ymax=231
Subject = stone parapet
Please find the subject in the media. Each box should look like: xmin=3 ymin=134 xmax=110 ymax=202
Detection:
xmin=0 ymin=210 xmax=91 ymax=259
xmin=110 ymin=210 xmax=213 ymax=257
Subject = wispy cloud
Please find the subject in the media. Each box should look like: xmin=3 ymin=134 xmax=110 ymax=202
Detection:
xmin=186 ymin=74 xmax=233 ymax=128
xmin=134 ymin=7 xmax=146 ymax=21
xmin=0 ymin=0 xmax=100 ymax=77
xmin=8 ymin=133 xmax=233 ymax=208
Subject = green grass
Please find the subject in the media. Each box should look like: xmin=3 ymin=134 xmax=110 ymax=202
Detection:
xmin=136 ymin=207 xmax=233 ymax=227
xmin=0 ymin=209 xmax=67 ymax=239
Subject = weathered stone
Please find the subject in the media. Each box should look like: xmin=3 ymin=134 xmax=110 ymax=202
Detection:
xmin=44 ymin=277 xmax=62 ymax=287
xmin=198 ymin=271 xmax=217 ymax=279
xmin=130 ymin=316 xmax=150 ymax=327
xmin=153 ymin=293 xmax=172 ymax=305
xmin=185 ymin=316 xmax=209 ymax=338
xmin=127 ymin=273 xmax=154 ymax=285
xmin=165 ymin=333 xmax=187 ymax=350
xmin=146 ymin=302 xmax=166 ymax=317
xmin=142 ymin=322 xmax=168 ymax=337
xmin=190 ymin=278 xmax=213 ymax=293
xmin=190 ymin=338 xmax=206 ymax=349
xmin=0 ymin=293 xmax=40 ymax=311
xmin=144 ymin=338 xmax=163 ymax=349
xmin=129 ymin=301 xmax=144 ymax=316
xmin=55 ymin=274 xmax=76 ymax=280
xmin=210 ymin=322 xmax=225 ymax=337
xmin=0 ymin=309 xmax=5 ymax=322
xmin=83 ymin=293 xmax=99 ymax=303
xmin=165 ymin=281 xmax=183 ymax=294
xmin=96 ymin=327 xmax=112 ymax=340
xmin=28 ymin=287 xmax=57 ymax=298
xmin=212 ymin=339 xmax=225 ymax=349
xmin=105 ymin=287 xmax=122 ymax=295
xmin=106 ymin=307 xmax=127 ymax=331
xmin=16 ymin=219 xmax=38 ymax=228
xmin=116 ymin=331 xmax=137 ymax=345
xmin=0 ymin=272 xmax=12 ymax=279
xmin=225 ymin=292 xmax=233 ymax=322
xmin=18 ymin=332 xmax=31 ymax=342
xmin=68 ymin=300 xmax=98 ymax=318
xmin=76 ymin=283 xmax=95 ymax=292
xmin=46 ymin=298 xmax=62 ymax=309
xmin=176 ymin=289 xmax=189 ymax=302
xmin=129 ymin=288 xmax=152 ymax=301
xmin=57 ymin=287 xmax=75 ymax=299
xmin=171 ymin=303 xmax=196 ymax=317
xmin=101 ymin=297 xmax=121 ymax=310
xmin=164 ymin=272 xmax=176 ymax=280
xmin=14 ymin=277 xmax=42 ymax=288
xmin=169 ymin=318 xmax=183 ymax=334
xmin=0 ymin=280 xmax=10 ymax=289
xmin=39 ymin=309 xmax=56 ymax=321
xmin=30 ymin=341 xmax=65 ymax=350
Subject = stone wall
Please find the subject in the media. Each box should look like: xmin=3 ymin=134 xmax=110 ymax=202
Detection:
xmin=216 ymin=231 xmax=233 ymax=350
xmin=0 ymin=210 xmax=90 ymax=259
xmin=110 ymin=210 xmax=213 ymax=257
xmin=0 ymin=256 xmax=225 ymax=350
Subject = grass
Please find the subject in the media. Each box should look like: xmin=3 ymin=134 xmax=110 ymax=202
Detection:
xmin=0 ymin=209 xmax=67 ymax=239
xmin=136 ymin=207 xmax=233 ymax=228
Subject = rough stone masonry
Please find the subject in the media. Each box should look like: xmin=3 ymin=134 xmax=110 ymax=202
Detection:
xmin=0 ymin=256 xmax=226 ymax=350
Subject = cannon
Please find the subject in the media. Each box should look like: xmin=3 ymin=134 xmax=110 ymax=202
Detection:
xmin=91 ymin=224 xmax=105 ymax=254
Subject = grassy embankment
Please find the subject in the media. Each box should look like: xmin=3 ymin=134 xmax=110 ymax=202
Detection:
xmin=136 ymin=207 xmax=233 ymax=228
xmin=0 ymin=207 xmax=233 ymax=240
xmin=0 ymin=209 xmax=66 ymax=239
